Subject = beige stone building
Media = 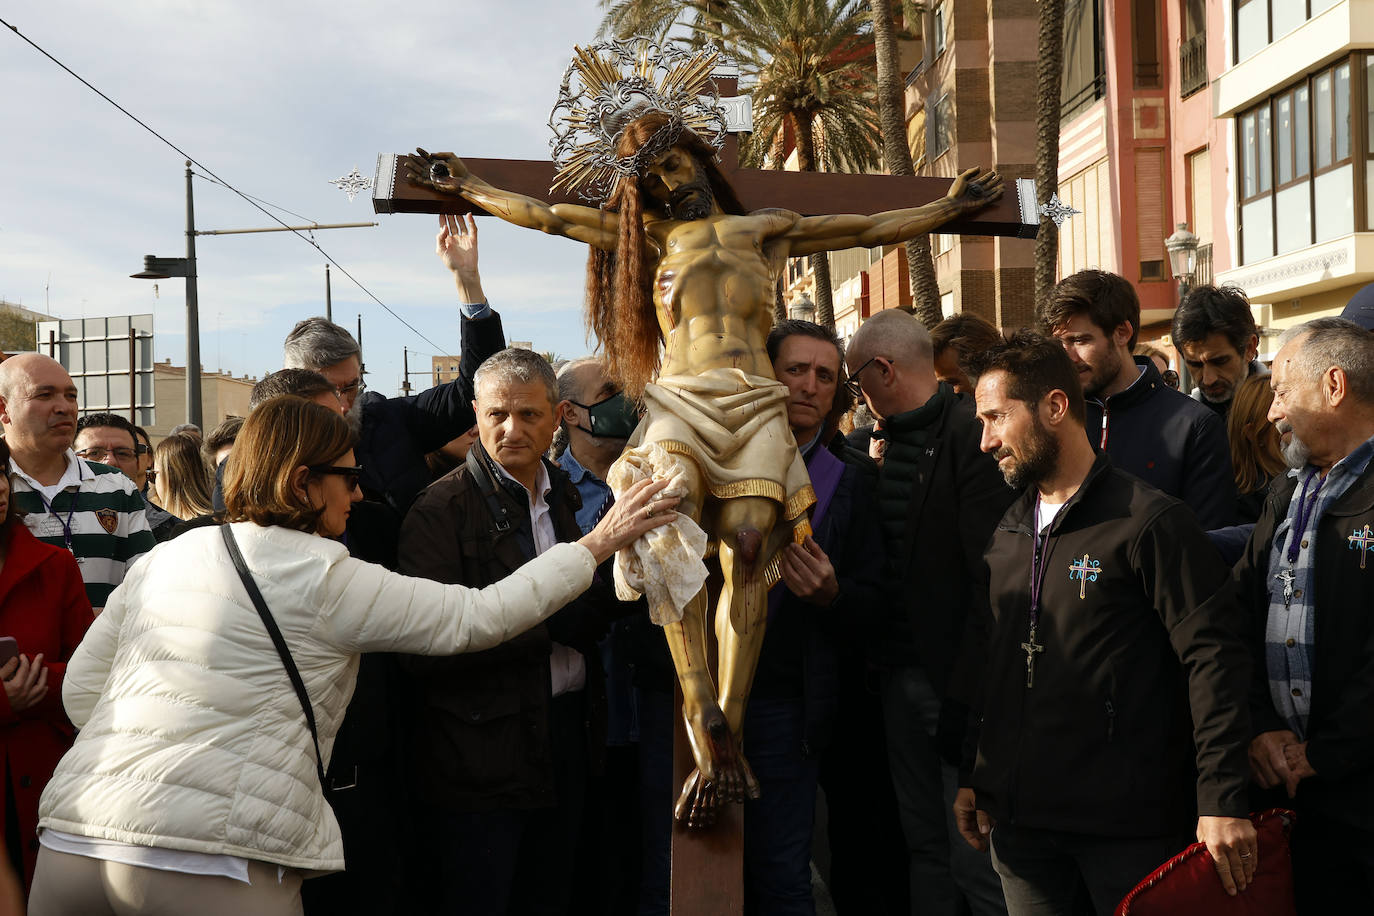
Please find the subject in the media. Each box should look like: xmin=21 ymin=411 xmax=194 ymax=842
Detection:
xmin=148 ymin=360 xmax=257 ymax=443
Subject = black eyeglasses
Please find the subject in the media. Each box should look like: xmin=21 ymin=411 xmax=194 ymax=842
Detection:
xmin=309 ymin=464 xmax=364 ymax=488
xmin=843 ymin=356 xmax=883 ymax=399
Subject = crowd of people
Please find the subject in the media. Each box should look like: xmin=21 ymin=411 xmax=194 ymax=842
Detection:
xmin=0 ymin=216 xmax=1370 ymax=915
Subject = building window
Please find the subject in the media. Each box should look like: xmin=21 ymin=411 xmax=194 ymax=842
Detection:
xmin=1233 ymin=1 xmax=1345 ymax=64
xmin=1179 ymin=0 xmax=1207 ymax=98
xmin=1367 ymin=56 xmax=1374 ymax=230
xmin=930 ymin=93 xmax=953 ymax=159
xmin=1132 ymin=0 xmax=1161 ymax=89
xmin=933 ymin=4 xmax=946 ymax=57
xmin=1237 ymin=56 xmax=1364 ymax=265
xmin=1062 ymin=0 xmax=1105 ymax=123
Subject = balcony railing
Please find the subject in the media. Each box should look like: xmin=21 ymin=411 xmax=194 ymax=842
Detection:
xmin=1180 ymin=31 xmax=1208 ymax=99
xmin=1195 ymin=243 xmax=1213 ymax=288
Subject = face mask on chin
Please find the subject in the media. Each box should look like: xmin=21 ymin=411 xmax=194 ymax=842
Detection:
xmin=572 ymin=391 xmax=639 ymax=440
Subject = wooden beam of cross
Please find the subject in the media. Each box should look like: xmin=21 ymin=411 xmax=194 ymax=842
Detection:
xmin=371 ymin=75 xmax=1038 ymax=240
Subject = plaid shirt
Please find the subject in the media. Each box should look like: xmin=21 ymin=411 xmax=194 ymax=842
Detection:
xmin=1266 ymin=435 xmax=1374 ymax=737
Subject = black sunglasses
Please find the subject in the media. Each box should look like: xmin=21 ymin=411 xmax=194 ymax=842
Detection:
xmin=309 ymin=464 xmax=364 ymax=488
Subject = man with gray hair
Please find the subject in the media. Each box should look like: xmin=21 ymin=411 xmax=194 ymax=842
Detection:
xmin=845 ymin=310 xmax=1013 ymax=916
xmin=398 ymin=347 xmax=624 ymax=913
xmin=282 ymin=214 xmax=506 ymax=514
xmin=1234 ymin=317 xmax=1374 ymax=909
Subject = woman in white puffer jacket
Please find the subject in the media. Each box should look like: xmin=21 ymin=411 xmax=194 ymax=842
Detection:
xmin=27 ymin=396 xmax=675 ymax=915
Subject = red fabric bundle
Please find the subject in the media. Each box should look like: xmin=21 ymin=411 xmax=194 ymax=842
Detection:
xmin=1115 ymin=809 xmax=1296 ymax=916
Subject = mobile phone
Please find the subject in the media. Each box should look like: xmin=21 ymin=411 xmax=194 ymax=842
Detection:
xmin=0 ymin=638 xmax=18 ymax=667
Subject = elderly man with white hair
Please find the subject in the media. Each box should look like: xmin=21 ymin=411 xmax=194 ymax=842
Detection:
xmin=1234 ymin=317 xmax=1374 ymax=911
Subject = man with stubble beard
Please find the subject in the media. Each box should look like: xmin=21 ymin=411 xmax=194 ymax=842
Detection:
xmin=955 ymin=331 xmax=1257 ymax=915
xmin=1040 ymin=270 xmax=1236 ymax=529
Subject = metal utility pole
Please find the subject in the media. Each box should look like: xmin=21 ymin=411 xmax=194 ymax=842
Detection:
xmin=325 ymin=264 xmax=333 ymax=322
xmin=130 ymin=164 xmax=377 ymax=428
xmin=401 ymin=347 xmax=412 ymax=395
xmin=184 ymin=161 xmax=203 ymax=430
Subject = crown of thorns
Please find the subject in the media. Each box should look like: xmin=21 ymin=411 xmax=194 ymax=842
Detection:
xmin=548 ymin=38 xmax=729 ymax=204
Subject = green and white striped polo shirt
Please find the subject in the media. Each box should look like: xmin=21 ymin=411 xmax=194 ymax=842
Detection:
xmin=9 ymin=451 xmax=156 ymax=608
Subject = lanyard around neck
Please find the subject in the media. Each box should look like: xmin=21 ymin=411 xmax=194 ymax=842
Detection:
xmin=1029 ymin=496 xmax=1054 ymax=628
xmin=36 ymin=488 xmax=78 ymax=551
xmin=1286 ymin=469 xmax=1325 ymax=566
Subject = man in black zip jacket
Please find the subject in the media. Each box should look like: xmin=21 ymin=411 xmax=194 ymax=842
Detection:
xmin=1040 ymin=269 xmax=1236 ymax=530
xmin=954 ymin=332 xmax=1256 ymax=915
xmin=397 ymin=349 xmax=624 ymax=914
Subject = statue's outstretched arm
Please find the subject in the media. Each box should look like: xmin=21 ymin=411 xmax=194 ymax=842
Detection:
xmin=783 ymin=168 xmax=1003 ymax=257
xmin=405 ymin=150 xmax=618 ymax=251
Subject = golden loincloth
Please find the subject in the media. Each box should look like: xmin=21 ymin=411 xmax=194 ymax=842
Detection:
xmin=615 ymin=368 xmax=815 ymax=591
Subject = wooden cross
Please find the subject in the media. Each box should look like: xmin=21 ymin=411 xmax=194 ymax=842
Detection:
xmin=1349 ymin=523 xmax=1374 ymax=569
xmin=372 ymin=74 xmax=1038 ymax=239
xmin=1067 ymin=554 xmax=1101 ymax=600
xmin=370 ymin=69 xmax=1035 ymax=916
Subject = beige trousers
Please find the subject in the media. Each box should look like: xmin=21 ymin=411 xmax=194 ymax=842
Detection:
xmin=28 ymin=846 xmax=304 ymax=916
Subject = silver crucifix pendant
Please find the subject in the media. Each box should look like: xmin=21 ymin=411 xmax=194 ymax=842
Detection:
xmin=1276 ymin=569 xmax=1296 ymax=608
xmin=1021 ymin=625 xmax=1044 ymax=688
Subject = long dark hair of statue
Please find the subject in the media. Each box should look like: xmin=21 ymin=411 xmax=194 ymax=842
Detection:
xmin=585 ymin=111 xmax=747 ymax=400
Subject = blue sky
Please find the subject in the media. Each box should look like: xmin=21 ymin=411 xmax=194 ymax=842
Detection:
xmin=1 ymin=0 xmax=612 ymax=402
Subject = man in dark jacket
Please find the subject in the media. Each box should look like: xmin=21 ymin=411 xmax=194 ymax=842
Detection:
xmin=846 ymin=310 xmax=1015 ymax=916
xmin=1040 ymin=269 xmax=1236 ymax=529
xmin=767 ymin=320 xmax=902 ymax=914
xmin=1234 ymin=317 xmax=1374 ymax=910
xmin=282 ymin=214 xmax=506 ymax=516
xmin=956 ymin=332 xmax=1256 ymax=914
xmin=1170 ymin=284 xmax=1265 ymax=421
xmin=399 ymin=348 xmax=620 ymax=915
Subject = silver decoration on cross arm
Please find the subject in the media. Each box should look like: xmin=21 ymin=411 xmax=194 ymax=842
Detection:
xmin=1038 ymin=193 xmax=1081 ymax=227
xmin=329 ymin=166 xmax=373 ymax=202
xmin=548 ymin=37 xmax=730 ymax=204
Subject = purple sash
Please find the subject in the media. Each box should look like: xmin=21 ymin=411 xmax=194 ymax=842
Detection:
xmin=769 ymin=444 xmax=847 ymax=619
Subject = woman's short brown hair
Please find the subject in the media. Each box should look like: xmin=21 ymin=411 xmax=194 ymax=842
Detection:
xmin=0 ymin=438 xmax=23 ymax=540
xmin=223 ymin=396 xmax=354 ymax=533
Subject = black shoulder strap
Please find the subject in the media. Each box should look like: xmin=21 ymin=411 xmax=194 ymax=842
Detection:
xmin=220 ymin=524 xmax=329 ymax=794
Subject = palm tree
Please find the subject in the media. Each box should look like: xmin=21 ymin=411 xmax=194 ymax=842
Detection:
xmin=1034 ymin=0 xmax=1066 ymax=306
xmin=869 ymin=0 xmax=942 ymax=328
xmin=690 ymin=0 xmax=878 ymax=329
xmin=596 ymin=0 xmax=731 ymax=47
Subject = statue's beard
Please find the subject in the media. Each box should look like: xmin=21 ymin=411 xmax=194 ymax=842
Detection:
xmin=670 ymin=182 xmax=713 ymax=220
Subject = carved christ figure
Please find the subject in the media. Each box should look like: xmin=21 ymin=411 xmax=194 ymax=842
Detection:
xmin=406 ymin=114 xmax=1001 ymax=823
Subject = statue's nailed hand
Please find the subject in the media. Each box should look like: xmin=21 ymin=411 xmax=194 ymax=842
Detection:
xmin=404 ymin=149 xmax=469 ymax=195
xmin=946 ymin=167 xmax=1004 ymax=212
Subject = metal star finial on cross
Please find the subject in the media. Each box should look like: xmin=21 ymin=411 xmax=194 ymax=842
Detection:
xmin=329 ymin=166 xmax=373 ymax=202
xmin=1039 ymin=193 xmax=1081 ymax=227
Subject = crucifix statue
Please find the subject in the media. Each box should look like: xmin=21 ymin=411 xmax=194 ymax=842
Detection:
xmin=377 ymin=35 xmax=1034 ymax=911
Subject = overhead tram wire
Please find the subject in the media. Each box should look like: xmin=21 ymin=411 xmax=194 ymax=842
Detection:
xmin=194 ymin=173 xmax=318 ymax=226
xmin=2 ymin=15 xmax=448 ymax=356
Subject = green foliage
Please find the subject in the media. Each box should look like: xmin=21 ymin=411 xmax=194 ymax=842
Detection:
xmin=687 ymin=0 xmax=879 ymax=174
xmin=0 ymin=308 xmax=38 ymax=353
xmin=596 ymin=0 xmax=731 ymax=48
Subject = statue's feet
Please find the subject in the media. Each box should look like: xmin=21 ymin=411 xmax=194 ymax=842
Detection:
xmin=673 ymin=767 xmax=719 ymax=827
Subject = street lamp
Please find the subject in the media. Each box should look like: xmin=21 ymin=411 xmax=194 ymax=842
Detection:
xmin=1164 ymin=222 xmax=1200 ymax=392
xmin=1164 ymin=222 xmax=1199 ymax=294
xmin=131 ymin=163 xmax=377 ymax=428
xmin=788 ymin=291 xmax=817 ymax=323
xmin=131 ymin=162 xmax=202 ymax=428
